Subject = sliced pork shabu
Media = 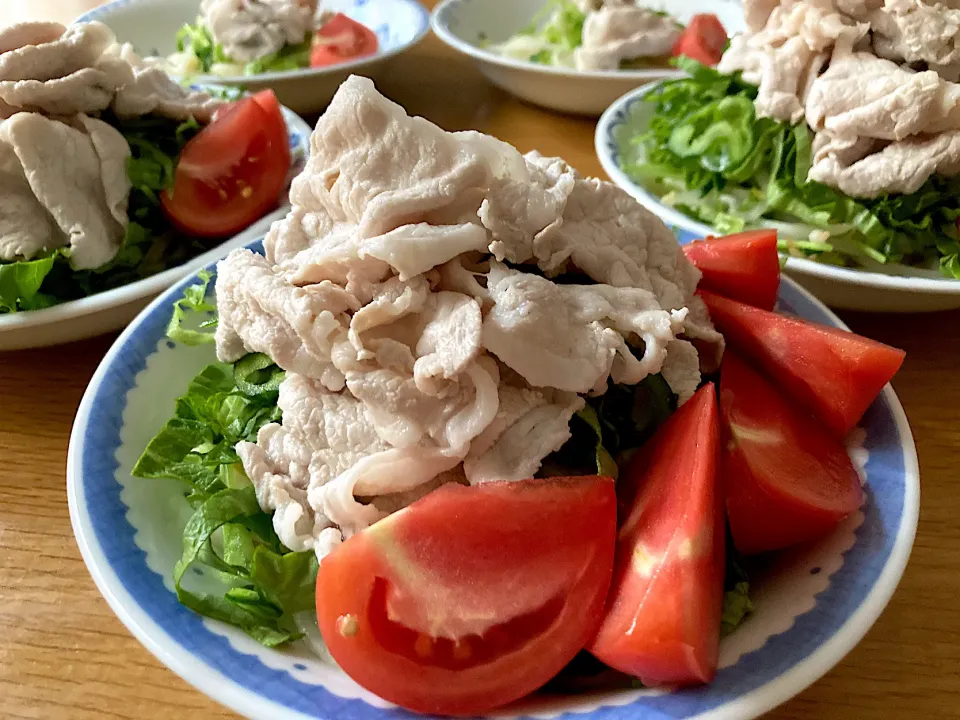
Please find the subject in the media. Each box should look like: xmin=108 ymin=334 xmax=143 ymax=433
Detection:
xmin=214 ymin=76 xmax=724 ymax=557
xmin=719 ymin=0 xmax=960 ymax=198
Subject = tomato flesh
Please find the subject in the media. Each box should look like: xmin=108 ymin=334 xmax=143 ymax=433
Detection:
xmin=316 ymin=476 xmax=617 ymax=716
xmin=311 ymin=13 xmax=378 ymax=67
xmin=589 ymin=385 xmax=724 ymax=686
xmin=684 ymin=230 xmax=781 ymax=310
xmin=699 ymin=290 xmax=905 ymax=436
xmin=161 ymin=90 xmax=290 ymax=238
xmin=720 ymin=352 xmax=864 ymax=554
xmin=672 ymin=14 xmax=727 ymax=66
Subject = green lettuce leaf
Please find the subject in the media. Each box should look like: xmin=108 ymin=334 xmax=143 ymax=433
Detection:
xmin=721 ymin=544 xmax=753 ymax=636
xmin=176 ymin=22 xmax=228 ymax=71
xmin=243 ymin=38 xmax=312 ymax=74
xmin=544 ymin=374 xmax=677 ymax=477
xmin=0 ymin=252 xmax=62 ymax=312
xmin=132 ymin=279 xmax=313 ymax=648
xmin=167 ymin=270 xmax=218 ymax=345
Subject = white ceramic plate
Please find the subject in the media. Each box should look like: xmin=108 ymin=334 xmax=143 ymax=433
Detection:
xmin=0 ymin=108 xmax=311 ymax=351
xmin=430 ymin=0 xmax=745 ymax=117
xmin=68 ymin=236 xmax=919 ymax=720
xmin=76 ymin=0 xmax=430 ymax=116
xmin=596 ymin=82 xmax=960 ymax=312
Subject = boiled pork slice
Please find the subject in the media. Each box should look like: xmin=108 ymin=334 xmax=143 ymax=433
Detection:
xmin=200 ymin=0 xmax=317 ymax=62
xmin=217 ymin=75 xmax=722 ymax=558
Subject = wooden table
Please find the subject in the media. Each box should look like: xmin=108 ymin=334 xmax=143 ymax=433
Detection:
xmin=3 ymin=2 xmax=960 ymax=718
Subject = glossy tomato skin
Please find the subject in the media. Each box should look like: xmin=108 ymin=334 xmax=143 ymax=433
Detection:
xmin=684 ymin=230 xmax=780 ymax=310
xmin=589 ymin=385 xmax=724 ymax=686
xmin=161 ymin=90 xmax=290 ymax=238
xmin=720 ymin=352 xmax=864 ymax=554
xmin=316 ymin=476 xmax=617 ymax=716
xmin=310 ymin=13 xmax=378 ymax=67
xmin=699 ymin=290 xmax=905 ymax=436
xmin=671 ymin=14 xmax=727 ymax=66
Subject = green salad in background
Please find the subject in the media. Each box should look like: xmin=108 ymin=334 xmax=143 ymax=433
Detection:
xmin=623 ymin=59 xmax=960 ymax=278
xmin=0 ymin=116 xmax=203 ymax=313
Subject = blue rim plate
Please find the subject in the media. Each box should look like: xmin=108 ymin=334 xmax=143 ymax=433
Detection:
xmin=68 ymin=236 xmax=919 ymax=720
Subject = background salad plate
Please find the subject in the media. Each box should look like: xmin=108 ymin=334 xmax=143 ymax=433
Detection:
xmin=68 ymin=236 xmax=919 ymax=720
xmin=0 ymin=108 xmax=310 ymax=352
xmin=76 ymin=0 xmax=430 ymax=116
xmin=596 ymin=83 xmax=960 ymax=313
xmin=430 ymin=0 xmax=745 ymax=117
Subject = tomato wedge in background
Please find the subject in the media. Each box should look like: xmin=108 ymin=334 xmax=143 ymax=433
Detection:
xmin=310 ymin=13 xmax=378 ymax=67
xmin=589 ymin=385 xmax=724 ymax=686
xmin=316 ymin=476 xmax=617 ymax=716
xmin=720 ymin=352 xmax=864 ymax=554
xmin=684 ymin=230 xmax=781 ymax=310
xmin=161 ymin=90 xmax=290 ymax=238
xmin=699 ymin=290 xmax=905 ymax=436
xmin=671 ymin=14 xmax=727 ymax=66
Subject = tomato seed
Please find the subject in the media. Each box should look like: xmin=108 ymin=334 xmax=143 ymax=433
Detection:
xmin=337 ymin=614 xmax=359 ymax=637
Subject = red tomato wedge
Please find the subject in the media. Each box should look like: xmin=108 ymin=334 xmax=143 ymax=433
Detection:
xmin=161 ymin=90 xmax=290 ymax=238
xmin=671 ymin=14 xmax=727 ymax=66
xmin=316 ymin=476 xmax=617 ymax=716
xmin=699 ymin=290 xmax=905 ymax=436
xmin=310 ymin=13 xmax=378 ymax=67
xmin=720 ymin=352 xmax=864 ymax=554
xmin=684 ymin=230 xmax=781 ymax=310
xmin=589 ymin=385 xmax=724 ymax=686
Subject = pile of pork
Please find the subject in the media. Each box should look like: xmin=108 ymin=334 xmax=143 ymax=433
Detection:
xmin=0 ymin=21 xmax=221 ymax=270
xmin=573 ymin=0 xmax=681 ymax=71
xmin=199 ymin=0 xmax=324 ymax=64
xmin=214 ymin=75 xmax=724 ymax=559
xmin=720 ymin=0 xmax=960 ymax=198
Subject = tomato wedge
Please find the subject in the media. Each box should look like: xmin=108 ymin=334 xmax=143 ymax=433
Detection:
xmin=589 ymin=385 xmax=724 ymax=686
xmin=310 ymin=13 xmax=378 ymax=67
xmin=161 ymin=90 xmax=290 ymax=238
xmin=316 ymin=477 xmax=617 ymax=715
xmin=720 ymin=352 xmax=864 ymax=554
xmin=684 ymin=230 xmax=781 ymax=310
xmin=699 ymin=290 xmax=905 ymax=436
xmin=671 ymin=14 xmax=727 ymax=66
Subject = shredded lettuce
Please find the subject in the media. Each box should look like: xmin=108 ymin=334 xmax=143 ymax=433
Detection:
xmin=243 ymin=38 xmax=313 ymax=75
xmin=175 ymin=22 xmax=230 ymax=72
xmin=721 ymin=545 xmax=753 ymax=636
xmin=173 ymin=21 xmax=311 ymax=76
xmin=0 ymin=114 xmax=202 ymax=313
xmin=134 ymin=277 xmax=314 ymax=647
xmin=626 ymin=58 xmax=960 ymax=277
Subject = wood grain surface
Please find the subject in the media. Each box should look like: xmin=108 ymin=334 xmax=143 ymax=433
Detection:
xmin=3 ymin=2 xmax=960 ymax=718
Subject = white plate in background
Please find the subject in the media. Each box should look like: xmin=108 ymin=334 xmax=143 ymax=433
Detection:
xmin=76 ymin=0 xmax=429 ymax=116
xmin=431 ymin=0 xmax=745 ymax=117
